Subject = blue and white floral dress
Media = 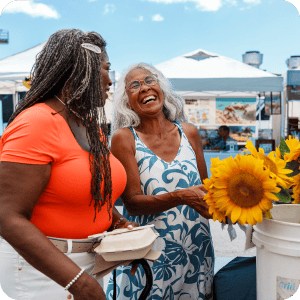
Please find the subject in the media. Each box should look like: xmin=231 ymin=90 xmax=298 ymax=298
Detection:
xmin=106 ymin=121 xmax=214 ymax=300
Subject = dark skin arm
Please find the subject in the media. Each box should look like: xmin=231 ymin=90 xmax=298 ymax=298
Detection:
xmin=0 ymin=162 xmax=106 ymax=300
xmin=109 ymin=206 xmax=139 ymax=231
xmin=110 ymin=126 xmax=211 ymax=219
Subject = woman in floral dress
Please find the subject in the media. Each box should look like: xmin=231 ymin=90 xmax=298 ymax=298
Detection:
xmin=106 ymin=63 xmax=214 ymax=300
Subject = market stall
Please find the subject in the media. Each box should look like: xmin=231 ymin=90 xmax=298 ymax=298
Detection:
xmin=0 ymin=43 xmax=46 ymax=134
xmin=0 ymin=42 xmax=46 ymax=90
xmin=0 ymin=42 xmax=115 ymax=135
xmin=284 ymin=63 xmax=300 ymax=139
xmin=155 ymin=49 xmax=284 ymax=156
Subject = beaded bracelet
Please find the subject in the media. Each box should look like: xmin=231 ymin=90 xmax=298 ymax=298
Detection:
xmin=64 ymin=268 xmax=85 ymax=290
xmin=113 ymin=217 xmax=127 ymax=230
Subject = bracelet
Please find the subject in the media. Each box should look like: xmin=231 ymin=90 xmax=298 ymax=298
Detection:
xmin=113 ymin=217 xmax=127 ymax=230
xmin=64 ymin=269 xmax=85 ymax=290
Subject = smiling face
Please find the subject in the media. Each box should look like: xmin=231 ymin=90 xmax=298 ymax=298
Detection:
xmin=125 ymin=68 xmax=164 ymax=118
xmin=101 ymin=53 xmax=112 ymax=102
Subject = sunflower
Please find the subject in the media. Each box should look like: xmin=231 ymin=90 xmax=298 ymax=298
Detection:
xmin=203 ymin=178 xmax=226 ymax=223
xmin=292 ymin=184 xmax=300 ymax=204
xmin=264 ymin=210 xmax=273 ymax=219
xmin=283 ymin=136 xmax=300 ymax=162
xmin=291 ymin=173 xmax=300 ymax=204
xmin=272 ymin=147 xmax=282 ymax=159
xmin=207 ymin=154 xmax=280 ymax=225
xmin=243 ymin=140 xmax=293 ymax=189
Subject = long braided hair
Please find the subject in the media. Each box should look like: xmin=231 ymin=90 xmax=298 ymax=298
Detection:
xmin=8 ymin=29 xmax=112 ymax=221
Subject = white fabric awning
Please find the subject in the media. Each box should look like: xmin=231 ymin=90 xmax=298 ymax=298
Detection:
xmin=0 ymin=42 xmax=46 ymax=94
xmin=155 ymin=49 xmax=283 ymax=92
xmin=176 ymin=91 xmax=259 ymax=98
xmin=0 ymin=80 xmax=28 ymax=94
xmin=0 ymin=42 xmax=46 ymax=78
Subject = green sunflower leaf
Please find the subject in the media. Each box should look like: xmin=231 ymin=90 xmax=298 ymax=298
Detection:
xmin=286 ymin=160 xmax=300 ymax=177
xmin=275 ymin=185 xmax=291 ymax=203
xmin=279 ymin=137 xmax=290 ymax=158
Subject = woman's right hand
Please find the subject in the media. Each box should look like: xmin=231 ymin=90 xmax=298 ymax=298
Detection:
xmin=70 ymin=273 xmax=107 ymax=300
xmin=183 ymin=185 xmax=213 ymax=220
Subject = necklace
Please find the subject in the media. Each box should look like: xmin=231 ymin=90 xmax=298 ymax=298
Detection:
xmin=54 ymin=95 xmax=84 ymax=120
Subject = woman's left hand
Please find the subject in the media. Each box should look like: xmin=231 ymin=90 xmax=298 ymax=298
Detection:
xmin=113 ymin=218 xmax=139 ymax=230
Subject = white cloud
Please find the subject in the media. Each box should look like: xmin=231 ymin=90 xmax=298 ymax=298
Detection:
xmin=240 ymin=5 xmax=253 ymax=10
xmin=134 ymin=15 xmax=144 ymax=21
xmin=226 ymin=0 xmax=237 ymax=5
xmin=243 ymin=0 xmax=261 ymax=4
xmin=197 ymin=0 xmax=222 ymax=11
xmin=148 ymin=0 xmax=184 ymax=2
xmin=104 ymin=3 xmax=115 ymax=14
xmin=152 ymin=13 xmax=164 ymax=21
xmin=2 ymin=0 xmax=60 ymax=19
xmin=146 ymin=0 xmax=222 ymax=12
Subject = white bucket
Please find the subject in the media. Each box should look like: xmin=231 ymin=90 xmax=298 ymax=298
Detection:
xmin=253 ymin=204 xmax=300 ymax=300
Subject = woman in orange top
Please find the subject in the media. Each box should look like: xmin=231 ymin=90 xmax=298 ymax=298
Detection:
xmin=0 ymin=29 xmax=135 ymax=300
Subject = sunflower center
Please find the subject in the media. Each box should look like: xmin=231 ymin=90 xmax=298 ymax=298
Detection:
xmin=258 ymin=153 xmax=278 ymax=174
xmin=227 ymin=172 xmax=264 ymax=208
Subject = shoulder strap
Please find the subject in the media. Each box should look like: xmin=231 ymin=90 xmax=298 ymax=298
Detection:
xmin=128 ymin=126 xmax=138 ymax=139
xmin=173 ymin=121 xmax=183 ymax=136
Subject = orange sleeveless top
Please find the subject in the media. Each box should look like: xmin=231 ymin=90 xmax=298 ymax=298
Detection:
xmin=0 ymin=103 xmax=127 ymax=239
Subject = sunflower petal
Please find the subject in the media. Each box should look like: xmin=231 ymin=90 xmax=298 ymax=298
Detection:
xmin=247 ymin=210 xmax=255 ymax=225
xmin=238 ymin=209 xmax=247 ymax=225
xmin=260 ymin=198 xmax=273 ymax=211
xmin=218 ymin=212 xmax=226 ymax=223
xmin=262 ymin=180 xmax=277 ymax=190
xmin=251 ymin=206 xmax=263 ymax=223
xmin=215 ymin=198 xmax=231 ymax=210
xmin=265 ymin=210 xmax=273 ymax=219
xmin=264 ymin=192 xmax=280 ymax=201
xmin=245 ymin=140 xmax=258 ymax=157
xmin=231 ymin=206 xmax=242 ymax=223
xmin=212 ymin=213 xmax=218 ymax=222
xmin=213 ymin=181 xmax=228 ymax=189
xmin=213 ymin=189 xmax=228 ymax=197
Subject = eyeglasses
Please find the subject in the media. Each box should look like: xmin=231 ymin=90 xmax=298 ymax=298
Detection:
xmin=126 ymin=75 xmax=158 ymax=91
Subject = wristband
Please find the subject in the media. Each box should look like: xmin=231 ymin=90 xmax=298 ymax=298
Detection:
xmin=113 ymin=217 xmax=127 ymax=230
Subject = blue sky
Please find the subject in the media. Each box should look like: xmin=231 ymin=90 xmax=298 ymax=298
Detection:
xmin=0 ymin=0 xmax=300 ymax=75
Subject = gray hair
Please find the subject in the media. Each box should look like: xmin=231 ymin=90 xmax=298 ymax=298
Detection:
xmin=112 ymin=62 xmax=187 ymax=134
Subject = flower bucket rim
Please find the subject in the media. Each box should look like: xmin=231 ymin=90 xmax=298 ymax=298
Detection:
xmin=262 ymin=204 xmax=300 ymax=227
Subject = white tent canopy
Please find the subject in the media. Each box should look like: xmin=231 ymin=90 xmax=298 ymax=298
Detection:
xmin=0 ymin=42 xmax=46 ymax=94
xmin=0 ymin=42 xmax=116 ymax=124
xmin=176 ymin=90 xmax=259 ymax=98
xmin=0 ymin=42 xmax=120 ymax=96
xmin=155 ymin=49 xmax=283 ymax=92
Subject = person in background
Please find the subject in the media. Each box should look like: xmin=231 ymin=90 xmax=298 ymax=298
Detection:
xmin=211 ymin=125 xmax=235 ymax=150
xmin=106 ymin=62 xmax=214 ymax=300
xmin=0 ymin=29 xmax=137 ymax=300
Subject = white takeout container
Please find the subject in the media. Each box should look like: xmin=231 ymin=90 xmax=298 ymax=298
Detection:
xmin=93 ymin=227 xmax=159 ymax=262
